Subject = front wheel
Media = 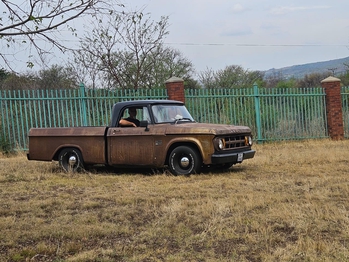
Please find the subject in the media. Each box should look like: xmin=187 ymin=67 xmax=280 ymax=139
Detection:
xmin=168 ymin=146 xmax=201 ymax=176
xmin=58 ymin=148 xmax=84 ymax=172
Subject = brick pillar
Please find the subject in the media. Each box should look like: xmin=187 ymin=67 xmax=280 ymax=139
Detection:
xmin=321 ymin=76 xmax=344 ymax=140
xmin=165 ymin=76 xmax=185 ymax=103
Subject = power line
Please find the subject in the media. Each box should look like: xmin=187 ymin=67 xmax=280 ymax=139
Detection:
xmin=5 ymin=37 xmax=349 ymax=48
xmin=164 ymin=42 xmax=349 ymax=47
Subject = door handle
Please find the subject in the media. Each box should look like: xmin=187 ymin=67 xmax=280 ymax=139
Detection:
xmin=112 ymin=129 xmax=120 ymax=135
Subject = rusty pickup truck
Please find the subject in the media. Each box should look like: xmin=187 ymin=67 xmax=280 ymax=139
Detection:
xmin=27 ymin=100 xmax=255 ymax=175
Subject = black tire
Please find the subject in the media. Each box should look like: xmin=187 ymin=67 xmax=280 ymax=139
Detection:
xmin=168 ymin=146 xmax=201 ymax=176
xmin=58 ymin=148 xmax=84 ymax=172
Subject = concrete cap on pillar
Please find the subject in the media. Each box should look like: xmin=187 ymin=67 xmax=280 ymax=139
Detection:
xmin=165 ymin=76 xmax=184 ymax=83
xmin=321 ymin=76 xmax=341 ymax=83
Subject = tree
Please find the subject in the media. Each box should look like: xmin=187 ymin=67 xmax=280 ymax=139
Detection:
xmin=275 ymin=78 xmax=298 ymax=89
xmin=137 ymin=45 xmax=195 ymax=89
xmin=35 ymin=65 xmax=78 ymax=89
xmin=71 ymin=50 xmax=102 ymax=90
xmin=0 ymin=68 xmax=10 ymax=84
xmin=0 ymin=72 xmax=35 ymax=90
xmin=296 ymin=72 xmax=330 ymax=88
xmin=264 ymin=71 xmax=284 ymax=88
xmin=0 ymin=65 xmax=78 ymax=90
xmin=339 ymin=64 xmax=349 ymax=86
xmin=0 ymin=0 xmax=122 ymax=70
xmin=73 ymin=10 xmax=194 ymax=89
xmin=198 ymin=65 xmax=264 ymax=89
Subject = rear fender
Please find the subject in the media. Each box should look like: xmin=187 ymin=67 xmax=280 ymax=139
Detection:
xmin=52 ymin=144 xmax=83 ymax=161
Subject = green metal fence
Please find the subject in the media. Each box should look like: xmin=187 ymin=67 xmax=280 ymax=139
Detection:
xmin=0 ymin=86 xmax=168 ymax=151
xmin=185 ymin=85 xmax=328 ymax=142
xmin=0 ymin=84 xmax=336 ymax=152
xmin=341 ymin=86 xmax=349 ymax=138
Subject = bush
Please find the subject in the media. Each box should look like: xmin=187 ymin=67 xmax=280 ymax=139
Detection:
xmin=0 ymin=135 xmax=12 ymax=154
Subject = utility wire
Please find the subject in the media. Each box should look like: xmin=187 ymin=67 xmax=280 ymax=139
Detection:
xmin=164 ymin=42 xmax=349 ymax=47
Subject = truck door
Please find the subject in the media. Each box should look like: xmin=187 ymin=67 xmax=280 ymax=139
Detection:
xmin=107 ymin=106 xmax=157 ymax=166
xmin=107 ymin=126 xmax=156 ymax=166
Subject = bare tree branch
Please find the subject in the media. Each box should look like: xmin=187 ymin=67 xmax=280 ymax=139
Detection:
xmin=0 ymin=0 xmax=123 ymax=70
xmin=72 ymin=10 xmax=194 ymax=90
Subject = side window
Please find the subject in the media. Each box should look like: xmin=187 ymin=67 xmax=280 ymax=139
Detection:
xmin=118 ymin=106 xmax=150 ymax=126
xmin=118 ymin=107 xmax=141 ymax=127
xmin=142 ymin=107 xmax=151 ymax=123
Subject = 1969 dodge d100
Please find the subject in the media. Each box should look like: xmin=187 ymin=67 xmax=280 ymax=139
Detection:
xmin=27 ymin=100 xmax=255 ymax=175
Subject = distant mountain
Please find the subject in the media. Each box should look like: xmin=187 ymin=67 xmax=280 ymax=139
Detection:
xmin=264 ymin=56 xmax=349 ymax=79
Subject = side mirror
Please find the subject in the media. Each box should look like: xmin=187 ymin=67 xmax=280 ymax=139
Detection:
xmin=140 ymin=120 xmax=149 ymax=131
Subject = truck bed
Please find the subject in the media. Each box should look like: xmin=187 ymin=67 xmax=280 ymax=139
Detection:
xmin=27 ymin=127 xmax=108 ymax=164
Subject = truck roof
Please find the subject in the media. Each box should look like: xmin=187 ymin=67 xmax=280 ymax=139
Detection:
xmin=110 ymin=99 xmax=184 ymax=127
xmin=113 ymin=99 xmax=184 ymax=107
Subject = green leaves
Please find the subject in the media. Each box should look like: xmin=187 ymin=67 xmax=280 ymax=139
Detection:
xmin=26 ymin=61 xmax=34 ymax=68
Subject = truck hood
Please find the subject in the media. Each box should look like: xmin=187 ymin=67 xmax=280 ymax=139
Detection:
xmin=163 ymin=122 xmax=252 ymax=135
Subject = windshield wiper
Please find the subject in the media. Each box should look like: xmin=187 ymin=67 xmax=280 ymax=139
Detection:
xmin=174 ymin=117 xmax=193 ymax=124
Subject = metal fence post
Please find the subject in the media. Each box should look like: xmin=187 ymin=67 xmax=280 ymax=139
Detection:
xmin=79 ymin=83 xmax=88 ymax=126
xmin=253 ymin=83 xmax=262 ymax=143
xmin=0 ymin=90 xmax=4 ymax=142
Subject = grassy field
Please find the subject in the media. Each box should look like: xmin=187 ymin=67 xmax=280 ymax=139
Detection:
xmin=1 ymin=139 xmax=349 ymax=262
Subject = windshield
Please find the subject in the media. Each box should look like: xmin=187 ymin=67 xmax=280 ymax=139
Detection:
xmin=151 ymin=105 xmax=195 ymax=123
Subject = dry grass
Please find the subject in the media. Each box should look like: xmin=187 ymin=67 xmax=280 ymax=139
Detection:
xmin=1 ymin=139 xmax=349 ymax=261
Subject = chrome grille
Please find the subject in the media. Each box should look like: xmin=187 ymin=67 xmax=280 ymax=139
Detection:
xmin=224 ymin=135 xmax=246 ymax=149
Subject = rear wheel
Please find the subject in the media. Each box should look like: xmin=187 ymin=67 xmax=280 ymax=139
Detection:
xmin=58 ymin=148 xmax=84 ymax=172
xmin=168 ymin=146 xmax=201 ymax=176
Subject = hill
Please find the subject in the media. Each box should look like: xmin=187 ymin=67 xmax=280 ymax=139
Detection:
xmin=264 ymin=56 xmax=349 ymax=79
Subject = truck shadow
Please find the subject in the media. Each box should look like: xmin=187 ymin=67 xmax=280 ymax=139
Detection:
xmin=51 ymin=164 xmax=247 ymax=176
xmin=80 ymin=165 xmax=246 ymax=176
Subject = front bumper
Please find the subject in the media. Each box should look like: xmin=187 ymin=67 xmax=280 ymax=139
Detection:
xmin=211 ymin=149 xmax=256 ymax=164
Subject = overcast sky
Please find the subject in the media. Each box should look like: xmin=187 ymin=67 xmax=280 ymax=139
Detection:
xmin=124 ymin=0 xmax=349 ymax=73
xmin=2 ymin=1 xmax=348 ymax=74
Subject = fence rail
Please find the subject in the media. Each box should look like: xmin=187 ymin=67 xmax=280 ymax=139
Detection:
xmin=185 ymin=85 xmax=329 ymax=142
xmin=1 ymin=84 xmax=348 ymax=151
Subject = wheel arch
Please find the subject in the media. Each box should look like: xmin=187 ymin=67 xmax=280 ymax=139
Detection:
xmin=53 ymin=145 xmax=84 ymax=161
xmin=165 ymin=140 xmax=203 ymax=165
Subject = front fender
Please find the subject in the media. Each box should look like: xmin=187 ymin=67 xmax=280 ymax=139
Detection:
xmin=164 ymin=135 xmax=214 ymax=165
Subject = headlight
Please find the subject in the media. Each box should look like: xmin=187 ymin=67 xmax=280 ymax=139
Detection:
xmin=214 ymin=138 xmax=225 ymax=151
xmin=218 ymin=139 xmax=225 ymax=150
xmin=245 ymin=136 xmax=253 ymax=146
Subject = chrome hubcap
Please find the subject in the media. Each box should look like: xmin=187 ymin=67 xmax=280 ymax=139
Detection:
xmin=68 ymin=155 xmax=77 ymax=168
xmin=180 ymin=157 xmax=190 ymax=168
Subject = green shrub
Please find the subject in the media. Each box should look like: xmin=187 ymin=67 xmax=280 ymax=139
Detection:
xmin=0 ymin=135 xmax=11 ymax=154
